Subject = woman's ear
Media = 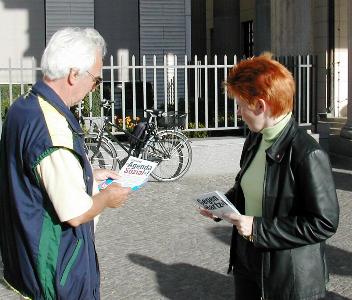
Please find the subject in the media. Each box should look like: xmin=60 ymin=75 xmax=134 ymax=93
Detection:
xmin=254 ymin=98 xmax=267 ymax=115
xmin=68 ymin=68 xmax=79 ymax=86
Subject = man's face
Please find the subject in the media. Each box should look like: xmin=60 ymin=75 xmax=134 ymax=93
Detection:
xmin=71 ymin=51 xmax=103 ymax=106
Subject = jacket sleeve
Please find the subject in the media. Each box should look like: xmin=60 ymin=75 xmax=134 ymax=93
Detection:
xmin=253 ymin=149 xmax=339 ymax=250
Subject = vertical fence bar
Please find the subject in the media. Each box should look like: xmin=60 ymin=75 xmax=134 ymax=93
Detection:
xmin=214 ymin=55 xmax=218 ymax=128
xmin=20 ymin=58 xmax=24 ymax=95
xmin=194 ymin=55 xmax=198 ymax=129
xmin=88 ymin=93 xmax=93 ymax=118
xmin=8 ymin=58 xmax=13 ymax=105
xmin=174 ymin=55 xmax=178 ymax=112
xmin=184 ymin=55 xmax=189 ymax=129
xmin=122 ymin=81 xmax=126 ymax=131
xmin=224 ymin=55 xmax=228 ymax=128
xmin=99 ymin=66 xmax=104 ymax=101
xmin=312 ymin=55 xmax=317 ymax=125
xmin=153 ymin=55 xmax=157 ymax=109
xmin=204 ymin=55 xmax=209 ymax=129
xmin=142 ymin=56 xmax=147 ymax=118
xmin=297 ymin=55 xmax=302 ymax=124
xmin=163 ymin=55 xmax=168 ymax=112
xmin=306 ymin=55 xmax=310 ymax=124
xmin=110 ymin=55 xmax=115 ymax=131
xmin=78 ymin=102 xmax=82 ymax=119
xmin=233 ymin=55 xmax=237 ymax=127
xmin=31 ymin=57 xmax=36 ymax=86
xmin=132 ymin=55 xmax=136 ymax=120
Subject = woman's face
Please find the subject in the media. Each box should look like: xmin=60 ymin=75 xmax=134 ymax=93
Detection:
xmin=236 ymin=98 xmax=265 ymax=132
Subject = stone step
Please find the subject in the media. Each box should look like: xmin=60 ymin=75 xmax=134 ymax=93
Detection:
xmin=329 ymin=133 xmax=352 ymax=157
xmin=330 ymin=127 xmax=342 ymax=135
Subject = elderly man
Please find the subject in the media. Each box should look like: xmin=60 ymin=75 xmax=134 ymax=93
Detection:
xmin=0 ymin=27 xmax=130 ymax=299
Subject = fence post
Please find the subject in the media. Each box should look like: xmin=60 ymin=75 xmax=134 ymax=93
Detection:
xmin=194 ymin=55 xmax=198 ymax=128
xmin=184 ymin=55 xmax=189 ymax=129
xmin=214 ymin=55 xmax=218 ymax=128
xmin=224 ymin=55 xmax=228 ymax=128
xmin=204 ymin=55 xmax=209 ymax=128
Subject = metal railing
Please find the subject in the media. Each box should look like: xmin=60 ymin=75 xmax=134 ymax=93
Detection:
xmin=0 ymin=54 xmax=316 ymax=134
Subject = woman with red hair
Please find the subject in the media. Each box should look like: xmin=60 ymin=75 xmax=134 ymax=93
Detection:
xmin=200 ymin=54 xmax=339 ymax=300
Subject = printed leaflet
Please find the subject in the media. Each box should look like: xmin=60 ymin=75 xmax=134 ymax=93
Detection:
xmin=195 ymin=191 xmax=241 ymax=221
xmin=98 ymin=156 xmax=158 ymax=191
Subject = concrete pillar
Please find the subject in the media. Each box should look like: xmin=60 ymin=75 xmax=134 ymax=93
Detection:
xmin=212 ymin=0 xmax=240 ymax=61
xmin=271 ymin=0 xmax=313 ymax=56
xmin=254 ymin=0 xmax=271 ymax=55
xmin=340 ymin=0 xmax=352 ymax=139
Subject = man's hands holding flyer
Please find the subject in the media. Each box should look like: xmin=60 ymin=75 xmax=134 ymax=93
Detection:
xmin=93 ymin=168 xmax=130 ymax=208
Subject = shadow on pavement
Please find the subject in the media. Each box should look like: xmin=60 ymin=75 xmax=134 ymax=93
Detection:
xmin=332 ymin=170 xmax=352 ymax=192
xmin=325 ymin=291 xmax=351 ymax=299
xmin=208 ymin=226 xmax=232 ymax=246
xmin=128 ymin=253 xmax=233 ymax=300
xmin=326 ymin=245 xmax=352 ymax=276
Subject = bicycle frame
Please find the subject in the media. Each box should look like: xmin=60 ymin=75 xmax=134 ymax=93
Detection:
xmin=89 ymin=112 xmax=163 ymax=163
xmin=83 ymin=100 xmax=192 ymax=180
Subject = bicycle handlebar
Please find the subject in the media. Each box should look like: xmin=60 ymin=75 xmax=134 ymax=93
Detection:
xmin=100 ymin=98 xmax=114 ymax=108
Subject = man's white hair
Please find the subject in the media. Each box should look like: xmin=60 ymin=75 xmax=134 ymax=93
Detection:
xmin=41 ymin=27 xmax=106 ymax=80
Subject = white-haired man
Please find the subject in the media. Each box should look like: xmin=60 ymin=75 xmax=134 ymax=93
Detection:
xmin=0 ymin=27 xmax=130 ymax=299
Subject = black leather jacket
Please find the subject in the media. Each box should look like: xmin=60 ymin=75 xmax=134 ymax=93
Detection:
xmin=225 ymin=118 xmax=339 ymax=300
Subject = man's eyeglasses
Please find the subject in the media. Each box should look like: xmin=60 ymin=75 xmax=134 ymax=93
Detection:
xmin=86 ymin=71 xmax=102 ymax=88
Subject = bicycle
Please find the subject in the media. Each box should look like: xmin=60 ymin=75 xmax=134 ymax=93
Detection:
xmin=82 ymin=99 xmax=192 ymax=182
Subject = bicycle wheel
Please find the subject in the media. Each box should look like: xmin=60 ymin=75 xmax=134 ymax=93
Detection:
xmin=85 ymin=136 xmax=119 ymax=170
xmin=142 ymin=130 xmax=192 ymax=181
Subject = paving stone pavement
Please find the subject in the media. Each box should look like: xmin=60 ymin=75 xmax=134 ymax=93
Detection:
xmin=0 ymin=137 xmax=351 ymax=300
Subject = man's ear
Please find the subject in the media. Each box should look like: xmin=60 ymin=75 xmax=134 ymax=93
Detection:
xmin=68 ymin=68 xmax=79 ymax=86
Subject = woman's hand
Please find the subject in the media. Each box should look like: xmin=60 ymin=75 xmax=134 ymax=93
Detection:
xmin=223 ymin=213 xmax=254 ymax=237
xmin=198 ymin=207 xmax=214 ymax=219
xmin=93 ymin=168 xmax=120 ymax=182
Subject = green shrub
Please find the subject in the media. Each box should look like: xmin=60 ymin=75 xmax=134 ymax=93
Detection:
xmin=185 ymin=122 xmax=208 ymax=138
xmin=80 ymin=90 xmax=102 ymax=117
xmin=1 ymin=84 xmax=31 ymax=119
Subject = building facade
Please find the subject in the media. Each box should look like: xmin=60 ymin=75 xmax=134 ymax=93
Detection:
xmin=0 ymin=0 xmax=351 ymax=138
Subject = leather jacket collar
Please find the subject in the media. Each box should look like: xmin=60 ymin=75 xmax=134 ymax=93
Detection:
xmin=246 ymin=117 xmax=298 ymax=163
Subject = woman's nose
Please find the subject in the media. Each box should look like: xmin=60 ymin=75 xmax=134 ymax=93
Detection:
xmin=237 ymin=106 xmax=241 ymax=116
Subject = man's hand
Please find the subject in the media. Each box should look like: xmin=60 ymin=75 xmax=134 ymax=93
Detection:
xmin=223 ymin=213 xmax=254 ymax=236
xmin=102 ymin=183 xmax=130 ymax=208
xmin=66 ymin=182 xmax=130 ymax=227
xmin=93 ymin=168 xmax=119 ymax=181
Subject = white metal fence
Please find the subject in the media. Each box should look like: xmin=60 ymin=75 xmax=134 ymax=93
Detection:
xmin=0 ymin=54 xmax=315 ymax=135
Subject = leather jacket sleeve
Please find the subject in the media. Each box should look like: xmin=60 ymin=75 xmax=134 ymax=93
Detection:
xmin=254 ymin=149 xmax=339 ymax=250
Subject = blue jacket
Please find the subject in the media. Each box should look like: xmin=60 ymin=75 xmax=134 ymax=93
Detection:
xmin=0 ymin=81 xmax=100 ymax=299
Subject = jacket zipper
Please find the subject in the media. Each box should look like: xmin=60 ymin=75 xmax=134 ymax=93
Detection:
xmin=261 ymin=162 xmax=267 ymax=300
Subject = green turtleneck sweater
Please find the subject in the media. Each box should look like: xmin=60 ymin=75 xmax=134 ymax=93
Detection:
xmin=240 ymin=113 xmax=292 ymax=216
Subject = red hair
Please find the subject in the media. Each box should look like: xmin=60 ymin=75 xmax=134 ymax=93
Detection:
xmin=225 ymin=53 xmax=295 ymax=117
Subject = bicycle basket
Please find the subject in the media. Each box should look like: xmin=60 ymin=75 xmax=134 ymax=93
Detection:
xmin=157 ymin=112 xmax=187 ymax=129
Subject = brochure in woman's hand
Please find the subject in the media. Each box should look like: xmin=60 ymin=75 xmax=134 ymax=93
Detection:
xmin=195 ymin=191 xmax=241 ymax=219
xmin=98 ymin=156 xmax=158 ymax=191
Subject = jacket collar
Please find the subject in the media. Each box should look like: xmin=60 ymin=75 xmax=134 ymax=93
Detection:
xmin=31 ymin=80 xmax=84 ymax=136
xmin=266 ymin=117 xmax=298 ymax=162
xmin=245 ymin=117 xmax=298 ymax=163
